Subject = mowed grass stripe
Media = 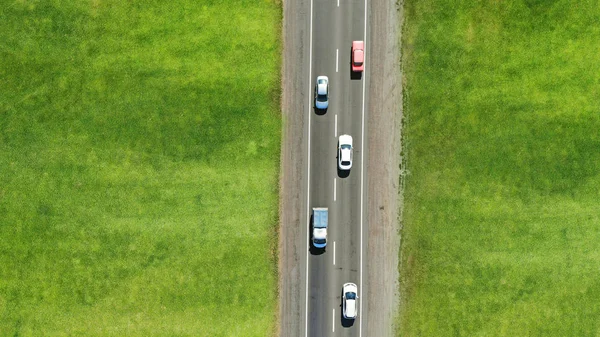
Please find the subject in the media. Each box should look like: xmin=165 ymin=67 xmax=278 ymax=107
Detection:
xmin=400 ymin=1 xmax=600 ymax=335
xmin=0 ymin=0 xmax=280 ymax=335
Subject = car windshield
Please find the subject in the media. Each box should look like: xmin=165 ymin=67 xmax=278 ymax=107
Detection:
xmin=314 ymin=238 xmax=326 ymax=244
xmin=341 ymin=144 xmax=351 ymax=150
xmin=346 ymin=292 xmax=356 ymax=300
xmin=342 ymin=160 xmax=351 ymax=166
xmin=317 ymin=94 xmax=327 ymax=101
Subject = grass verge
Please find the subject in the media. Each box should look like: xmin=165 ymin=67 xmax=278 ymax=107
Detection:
xmin=0 ymin=0 xmax=281 ymax=335
xmin=400 ymin=1 xmax=600 ymax=335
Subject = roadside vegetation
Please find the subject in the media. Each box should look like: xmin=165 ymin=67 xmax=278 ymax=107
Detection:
xmin=400 ymin=1 xmax=600 ymax=335
xmin=0 ymin=1 xmax=281 ymax=335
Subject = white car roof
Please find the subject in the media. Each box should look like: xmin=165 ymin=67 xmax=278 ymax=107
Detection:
xmin=341 ymin=148 xmax=351 ymax=162
xmin=317 ymin=83 xmax=328 ymax=95
xmin=346 ymin=299 xmax=357 ymax=317
xmin=313 ymin=228 xmax=327 ymax=240
xmin=339 ymin=135 xmax=353 ymax=147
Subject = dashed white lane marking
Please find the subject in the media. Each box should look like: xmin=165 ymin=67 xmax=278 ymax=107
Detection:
xmin=335 ymin=114 xmax=338 ymax=136
xmin=333 ymin=241 xmax=336 ymax=265
xmin=332 ymin=309 xmax=336 ymax=332
xmin=334 ymin=178 xmax=337 ymax=202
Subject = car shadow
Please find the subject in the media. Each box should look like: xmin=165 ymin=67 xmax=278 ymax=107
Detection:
xmin=314 ymin=106 xmax=327 ymax=116
xmin=308 ymin=214 xmax=325 ymax=255
xmin=341 ymin=316 xmax=355 ymax=328
xmin=309 ymin=244 xmax=325 ymax=255
xmin=337 ymin=167 xmax=350 ymax=179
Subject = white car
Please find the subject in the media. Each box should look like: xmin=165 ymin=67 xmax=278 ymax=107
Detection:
xmin=314 ymin=76 xmax=329 ymax=110
xmin=343 ymin=283 xmax=358 ymax=319
xmin=312 ymin=227 xmax=327 ymax=249
xmin=338 ymin=135 xmax=353 ymax=170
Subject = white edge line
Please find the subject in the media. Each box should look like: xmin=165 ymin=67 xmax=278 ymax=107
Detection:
xmin=304 ymin=0 xmax=313 ymax=334
xmin=337 ymin=0 xmax=339 ymax=7
xmin=360 ymin=0 xmax=367 ymax=334
xmin=332 ymin=308 xmax=336 ymax=332
xmin=336 ymin=49 xmax=339 ymax=73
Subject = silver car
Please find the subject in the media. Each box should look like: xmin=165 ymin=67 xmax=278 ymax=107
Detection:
xmin=338 ymin=135 xmax=353 ymax=170
xmin=314 ymin=76 xmax=329 ymax=110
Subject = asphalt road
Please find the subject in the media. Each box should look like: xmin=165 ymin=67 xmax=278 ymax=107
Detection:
xmin=305 ymin=0 xmax=369 ymax=335
xmin=279 ymin=0 xmax=402 ymax=333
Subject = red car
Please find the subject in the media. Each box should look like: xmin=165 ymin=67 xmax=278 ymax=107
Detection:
xmin=352 ymin=41 xmax=364 ymax=72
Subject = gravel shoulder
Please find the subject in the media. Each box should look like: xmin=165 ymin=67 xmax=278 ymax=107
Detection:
xmin=364 ymin=0 xmax=404 ymax=335
xmin=278 ymin=0 xmax=309 ymax=335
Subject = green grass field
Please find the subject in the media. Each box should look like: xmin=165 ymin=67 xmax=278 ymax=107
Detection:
xmin=400 ymin=1 xmax=600 ymax=335
xmin=0 ymin=1 xmax=281 ymax=335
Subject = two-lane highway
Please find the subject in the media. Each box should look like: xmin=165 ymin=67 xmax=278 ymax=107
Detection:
xmin=305 ymin=0 xmax=368 ymax=334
